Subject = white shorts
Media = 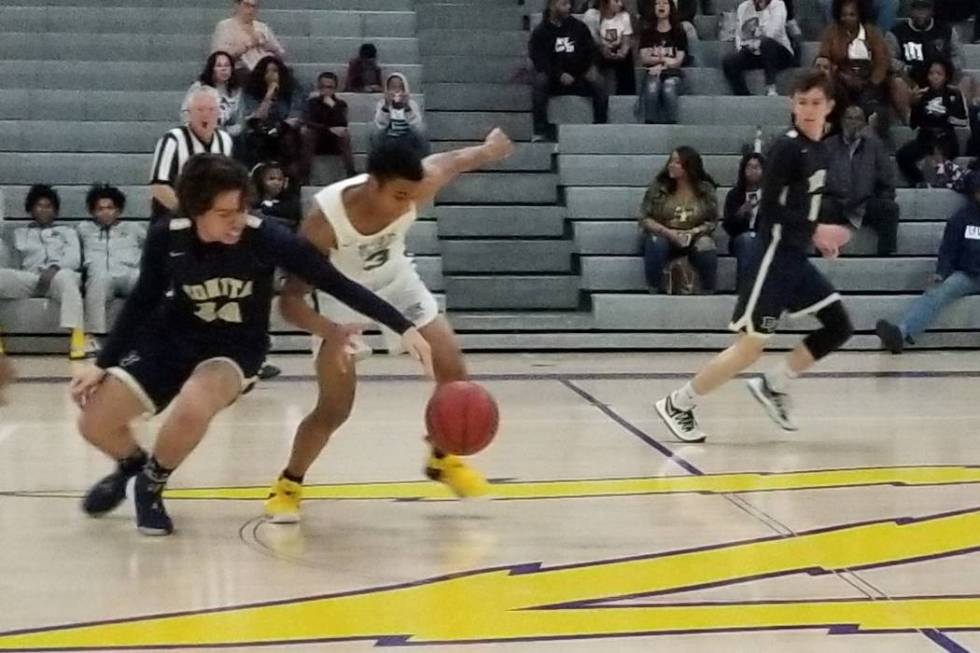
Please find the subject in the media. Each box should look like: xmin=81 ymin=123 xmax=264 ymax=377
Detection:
xmin=314 ymin=268 xmax=439 ymax=355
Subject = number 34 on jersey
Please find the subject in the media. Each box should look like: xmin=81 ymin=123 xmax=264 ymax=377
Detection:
xmin=183 ymin=277 xmax=254 ymax=324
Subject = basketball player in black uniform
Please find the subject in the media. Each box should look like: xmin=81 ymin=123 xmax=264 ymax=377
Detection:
xmin=657 ymin=71 xmax=854 ymax=443
xmin=70 ymin=154 xmax=431 ymax=536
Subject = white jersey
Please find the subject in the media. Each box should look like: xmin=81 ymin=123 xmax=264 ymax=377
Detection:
xmin=313 ymin=174 xmax=416 ymax=289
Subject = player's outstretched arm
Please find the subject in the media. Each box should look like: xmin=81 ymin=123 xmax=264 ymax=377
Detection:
xmin=417 ymin=128 xmax=515 ymax=202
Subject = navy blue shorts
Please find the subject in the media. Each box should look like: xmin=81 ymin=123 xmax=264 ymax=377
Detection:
xmin=107 ymin=331 xmax=263 ymax=414
xmin=729 ymin=237 xmax=840 ymax=337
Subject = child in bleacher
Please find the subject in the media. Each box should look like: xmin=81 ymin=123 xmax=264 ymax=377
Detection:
xmin=896 ymin=59 xmax=968 ymax=187
xmin=584 ymin=0 xmax=637 ymax=95
xmin=251 ymin=161 xmax=301 ymax=231
xmin=344 ymin=43 xmax=384 ymax=93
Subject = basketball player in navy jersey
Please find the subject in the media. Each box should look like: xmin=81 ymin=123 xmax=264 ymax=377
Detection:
xmin=70 ymin=154 xmax=431 ymax=536
xmin=263 ymin=130 xmax=514 ymax=523
xmin=657 ymin=71 xmax=854 ymax=443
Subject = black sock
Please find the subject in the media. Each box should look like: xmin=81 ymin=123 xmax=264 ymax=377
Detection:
xmin=118 ymin=448 xmax=148 ymax=475
xmin=143 ymin=456 xmax=173 ymax=486
xmin=282 ymin=469 xmax=304 ymax=484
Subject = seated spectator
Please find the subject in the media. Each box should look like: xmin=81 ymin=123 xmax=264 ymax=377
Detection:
xmin=241 ymin=56 xmax=304 ymax=181
xmin=819 ymin=0 xmax=898 ymax=32
xmin=251 ymin=161 xmax=301 ymax=230
xmin=812 ymin=54 xmax=847 ymax=133
xmin=301 ymin=72 xmax=356 ymax=180
xmin=530 ymin=0 xmax=609 ymax=142
xmin=896 ymin=59 xmax=968 ymax=187
xmin=637 ymin=0 xmax=687 ymax=124
xmin=639 ymin=0 xmax=703 ymax=65
xmin=150 ymin=87 xmax=234 ymax=221
xmin=723 ymin=152 xmax=764 ymax=288
xmin=181 ymin=51 xmax=244 ymax=138
xmin=639 ymin=146 xmax=719 ymax=294
xmin=723 ymin=0 xmax=795 ymax=97
xmin=876 ymin=173 xmax=980 ymax=353
xmin=0 ymin=185 xmax=89 ymax=360
xmin=819 ymin=0 xmax=891 ymax=134
xmin=934 ymin=2 xmax=980 ymax=45
xmin=77 ymin=184 xmax=145 ymax=339
xmin=888 ymin=0 xmax=965 ymax=124
xmin=825 ymin=105 xmax=899 ymax=255
xmin=345 ymin=43 xmax=384 ymax=93
xmin=210 ymin=0 xmax=285 ymax=73
xmin=372 ymin=73 xmax=430 ymax=156
xmin=583 ymin=0 xmax=636 ymax=95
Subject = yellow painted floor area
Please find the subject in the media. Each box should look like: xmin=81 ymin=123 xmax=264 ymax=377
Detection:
xmin=1 ymin=351 xmax=979 ymax=652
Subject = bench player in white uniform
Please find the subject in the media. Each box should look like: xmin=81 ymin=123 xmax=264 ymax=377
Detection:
xmin=264 ymin=129 xmax=514 ymax=523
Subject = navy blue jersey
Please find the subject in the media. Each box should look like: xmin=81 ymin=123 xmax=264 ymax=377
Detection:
xmin=757 ymin=131 xmax=832 ymax=251
xmin=97 ymin=216 xmax=412 ymax=369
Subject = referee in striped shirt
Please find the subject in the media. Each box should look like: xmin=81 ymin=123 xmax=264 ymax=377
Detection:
xmin=150 ymin=87 xmax=234 ymax=221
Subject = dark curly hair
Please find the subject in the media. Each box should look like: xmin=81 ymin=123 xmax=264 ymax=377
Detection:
xmin=25 ymin=184 xmax=60 ymax=214
xmin=198 ymin=50 xmax=240 ymax=93
xmin=655 ymin=146 xmax=718 ymax=196
xmin=832 ymin=0 xmax=872 ymax=23
xmin=245 ymin=55 xmax=297 ymax=103
xmin=85 ymin=183 xmax=127 ymax=213
xmin=177 ymin=154 xmax=251 ymax=219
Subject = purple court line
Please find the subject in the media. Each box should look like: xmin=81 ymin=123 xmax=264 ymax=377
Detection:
xmin=559 ymin=378 xmax=704 ymax=476
xmin=13 ymin=369 xmax=980 ymax=385
xmin=556 ymin=378 xmax=972 ymax=653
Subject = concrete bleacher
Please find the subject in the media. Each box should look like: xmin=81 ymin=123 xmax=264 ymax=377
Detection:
xmin=4 ymin=0 xmax=979 ymax=353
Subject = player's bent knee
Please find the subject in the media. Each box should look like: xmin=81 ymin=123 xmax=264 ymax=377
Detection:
xmin=805 ymin=301 xmax=853 ymax=360
xmin=310 ymin=403 xmax=352 ymax=432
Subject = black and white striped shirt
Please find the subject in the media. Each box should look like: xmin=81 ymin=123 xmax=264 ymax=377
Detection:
xmin=149 ymin=126 xmax=234 ymax=219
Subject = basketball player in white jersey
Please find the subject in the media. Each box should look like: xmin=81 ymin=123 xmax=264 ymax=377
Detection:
xmin=264 ymin=129 xmax=514 ymax=522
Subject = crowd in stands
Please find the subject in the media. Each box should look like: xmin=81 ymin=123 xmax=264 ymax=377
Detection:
xmin=4 ymin=0 xmax=980 ymax=358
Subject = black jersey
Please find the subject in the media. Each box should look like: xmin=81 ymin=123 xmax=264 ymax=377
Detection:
xmin=97 ymin=216 xmax=412 ymax=369
xmin=891 ymin=19 xmax=956 ymax=87
xmin=756 ymin=130 xmax=832 ymax=251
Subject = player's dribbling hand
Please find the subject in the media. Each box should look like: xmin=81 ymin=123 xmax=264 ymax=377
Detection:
xmin=812 ymin=224 xmax=852 ymax=260
xmin=401 ymin=328 xmax=434 ymax=379
xmin=70 ymin=365 xmax=107 ymax=408
xmin=484 ymin=128 xmax=515 ymax=162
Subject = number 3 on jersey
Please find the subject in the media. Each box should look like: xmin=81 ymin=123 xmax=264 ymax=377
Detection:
xmin=362 ymin=248 xmax=390 ymax=271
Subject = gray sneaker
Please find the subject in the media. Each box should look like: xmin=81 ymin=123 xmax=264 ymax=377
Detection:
xmin=655 ymin=395 xmax=707 ymax=443
xmin=747 ymin=377 xmax=798 ymax=431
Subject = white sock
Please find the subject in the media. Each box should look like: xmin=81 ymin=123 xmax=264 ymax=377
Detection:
xmin=764 ymin=359 xmax=798 ymax=394
xmin=671 ymin=382 xmax=700 ymax=410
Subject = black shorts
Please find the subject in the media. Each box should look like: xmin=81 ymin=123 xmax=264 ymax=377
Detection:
xmin=107 ymin=331 xmax=264 ymax=414
xmin=729 ymin=237 xmax=841 ymax=337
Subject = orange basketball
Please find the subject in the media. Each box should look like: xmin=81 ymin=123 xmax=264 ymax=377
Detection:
xmin=425 ymin=381 xmax=499 ymax=456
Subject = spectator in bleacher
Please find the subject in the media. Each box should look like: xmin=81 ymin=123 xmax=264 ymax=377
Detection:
xmin=0 ymin=185 xmax=89 ymax=360
xmin=723 ymin=152 xmax=764 ymax=288
xmin=639 ymin=146 xmax=719 ymax=293
xmin=825 ymin=105 xmax=899 ymax=255
xmin=637 ymin=0 xmax=687 ymax=124
xmin=241 ymin=55 xmax=305 ymax=181
xmin=584 ymin=0 xmax=637 ymax=95
xmin=639 ymin=0 xmax=702 ymax=65
xmin=934 ymin=2 xmax=980 ymax=45
xmin=77 ymin=184 xmax=145 ymax=339
xmin=723 ymin=0 xmax=795 ymax=97
xmin=372 ymin=73 xmax=430 ymax=156
xmin=181 ymin=51 xmax=244 ymax=139
xmin=150 ymin=87 xmax=234 ymax=221
xmin=876 ymin=173 xmax=980 ymax=353
xmin=210 ymin=0 xmax=286 ymax=73
xmin=896 ymin=58 xmax=968 ymax=187
xmin=251 ymin=161 xmax=301 ymax=231
xmin=812 ymin=54 xmax=847 ymax=134
xmin=530 ymin=0 xmax=609 ymax=142
xmin=887 ymin=0 xmax=965 ymax=124
xmin=301 ymin=72 xmax=356 ymax=180
xmin=345 ymin=43 xmax=385 ymax=93
xmin=818 ymin=0 xmax=891 ymax=134
xmin=819 ymin=0 xmax=898 ymax=32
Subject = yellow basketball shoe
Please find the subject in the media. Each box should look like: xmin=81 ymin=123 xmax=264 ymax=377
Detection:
xmin=424 ymin=452 xmax=490 ymax=498
xmin=264 ymin=476 xmax=303 ymax=523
